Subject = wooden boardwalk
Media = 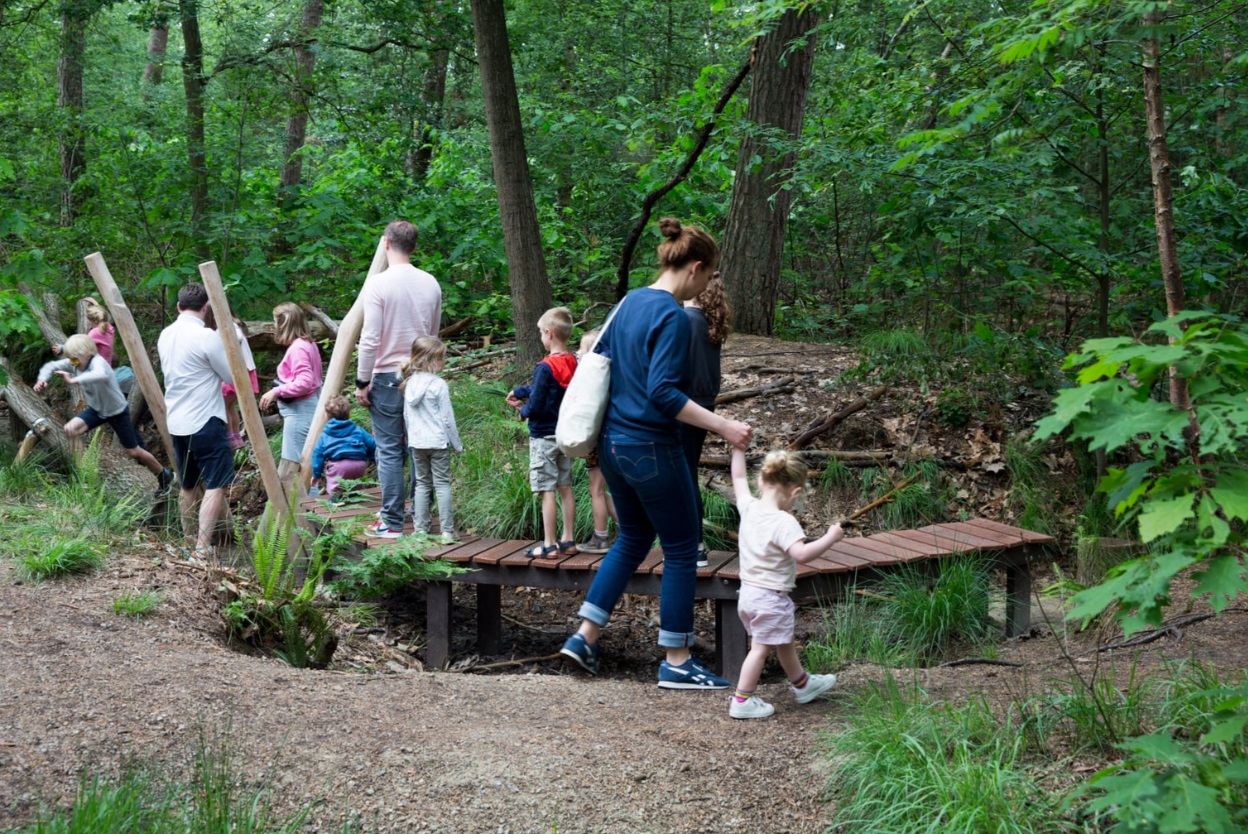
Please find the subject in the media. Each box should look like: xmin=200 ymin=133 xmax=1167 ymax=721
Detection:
xmin=301 ymin=490 xmax=1055 ymax=679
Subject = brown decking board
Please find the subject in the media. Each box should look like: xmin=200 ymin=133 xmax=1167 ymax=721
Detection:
xmin=424 ymin=536 xmax=492 ymax=564
xmin=936 ymin=520 xmax=1024 ymax=547
xmin=825 ymin=540 xmax=898 ymax=567
xmin=918 ymin=524 xmax=1012 ymax=550
xmin=845 ymin=535 xmax=931 ymax=562
xmin=889 ymin=529 xmax=977 ymax=554
xmin=714 ymin=556 xmax=742 ymax=581
xmin=870 ymin=532 xmax=949 ymax=557
xmin=556 ymin=551 xmax=607 ymax=571
xmin=472 ymin=540 xmax=534 ymax=566
xmin=963 ymin=517 xmax=1054 ymax=544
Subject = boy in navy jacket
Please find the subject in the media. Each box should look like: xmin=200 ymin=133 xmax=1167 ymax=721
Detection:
xmin=507 ymin=307 xmax=578 ymax=558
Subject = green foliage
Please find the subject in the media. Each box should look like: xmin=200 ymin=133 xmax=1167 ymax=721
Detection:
xmin=875 ymin=555 xmax=995 ymax=662
xmin=1034 ymin=313 xmax=1248 ymax=635
xmin=0 ymin=457 xmax=51 ymax=498
xmin=860 ymin=461 xmax=950 ymax=530
xmin=802 ymin=592 xmax=906 ymax=670
xmin=327 ymin=535 xmax=472 ymax=601
xmin=824 ymin=676 xmax=1071 ymax=834
xmin=112 ymin=590 xmax=162 ymax=618
xmin=17 ymin=536 xmax=105 ymax=580
xmin=1005 ymin=434 xmax=1061 ymax=535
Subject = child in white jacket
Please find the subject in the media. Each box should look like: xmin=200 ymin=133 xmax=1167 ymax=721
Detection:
xmin=402 ymin=336 xmax=462 ymax=543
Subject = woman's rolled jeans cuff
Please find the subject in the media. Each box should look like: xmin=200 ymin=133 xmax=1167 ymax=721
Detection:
xmin=577 ymin=601 xmax=611 ymax=629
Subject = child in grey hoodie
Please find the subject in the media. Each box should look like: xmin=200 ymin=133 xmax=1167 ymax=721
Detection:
xmin=402 ymin=335 xmax=462 ymax=542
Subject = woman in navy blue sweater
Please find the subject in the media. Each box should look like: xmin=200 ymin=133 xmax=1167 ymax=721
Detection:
xmin=561 ymin=218 xmax=752 ymax=689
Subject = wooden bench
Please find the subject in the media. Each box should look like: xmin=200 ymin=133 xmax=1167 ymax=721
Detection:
xmin=301 ymin=492 xmax=1055 ymax=680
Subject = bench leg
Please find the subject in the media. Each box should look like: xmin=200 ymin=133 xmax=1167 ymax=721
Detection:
xmin=426 ymin=580 xmax=453 ymax=669
xmin=715 ymin=598 xmax=748 ymax=684
xmin=477 ymin=584 xmax=501 ymax=655
xmin=1005 ymin=557 xmax=1032 ymax=637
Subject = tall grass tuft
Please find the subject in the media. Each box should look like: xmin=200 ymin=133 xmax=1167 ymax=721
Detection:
xmin=113 ymin=590 xmax=162 ymax=617
xmin=861 ymin=327 xmax=932 ymax=360
xmin=876 ymin=555 xmax=994 ymax=663
xmin=824 ymin=676 xmax=1069 ymax=834
xmin=1005 ymin=434 xmax=1058 ymax=535
xmin=860 ymin=461 xmax=949 ymax=530
xmin=802 ymin=592 xmax=905 ymax=670
xmin=0 ymin=457 xmax=52 ymax=498
xmin=18 ymin=536 xmax=106 ymax=579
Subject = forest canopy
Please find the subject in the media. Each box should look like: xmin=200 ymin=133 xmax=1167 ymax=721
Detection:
xmin=0 ymin=0 xmax=1244 ymax=371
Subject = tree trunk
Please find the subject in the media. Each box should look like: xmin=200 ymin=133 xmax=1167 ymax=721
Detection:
xmin=278 ymin=0 xmax=325 ymax=213
xmin=470 ymin=0 xmax=552 ymax=366
xmin=410 ymin=48 xmax=449 ymax=180
xmin=722 ymin=8 xmax=819 ymax=335
xmin=179 ymin=0 xmax=210 ymax=259
xmin=1141 ymin=11 xmax=1193 ymax=429
xmin=58 ymin=6 xmax=88 ymax=227
xmin=142 ymin=19 xmax=169 ymax=85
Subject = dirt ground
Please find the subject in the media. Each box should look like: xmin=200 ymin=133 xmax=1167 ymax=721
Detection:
xmin=3 ymin=334 xmax=1245 ymax=832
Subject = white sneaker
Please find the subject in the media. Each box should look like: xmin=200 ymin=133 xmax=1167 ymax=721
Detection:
xmin=729 ymin=695 xmax=775 ymax=720
xmin=365 ymin=521 xmax=402 ymax=539
xmin=792 ymin=673 xmax=838 ymax=704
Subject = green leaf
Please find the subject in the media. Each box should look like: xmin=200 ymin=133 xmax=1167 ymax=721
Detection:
xmin=1201 ymin=713 xmax=1248 ymax=745
xmin=1137 ymin=493 xmax=1195 ymax=543
xmin=1120 ymin=732 xmax=1194 ymax=765
xmin=1211 ymin=469 xmax=1248 ymax=523
xmin=1192 ymin=555 xmax=1248 ymax=613
xmin=1034 ymin=383 xmax=1105 ymax=440
xmin=1087 ymin=399 xmax=1191 ymax=454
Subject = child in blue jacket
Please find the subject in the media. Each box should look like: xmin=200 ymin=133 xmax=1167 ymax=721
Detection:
xmin=310 ymin=394 xmax=376 ymax=499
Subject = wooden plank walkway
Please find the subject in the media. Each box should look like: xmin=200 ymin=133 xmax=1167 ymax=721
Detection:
xmin=301 ymin=490 xmax=1055 ymax=680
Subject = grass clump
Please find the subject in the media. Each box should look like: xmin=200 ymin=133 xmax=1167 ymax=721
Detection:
xmin=876 ymin=555 xmax=995 ymax=663
xmin=18 ymin=536 xmax=105 ymax=579
xmin=824 ymin=676 xmax=1070 ymax=834
xmin=113 ymin=590 xmax=162 ymax=618
xmin=803 ymin=592 xmax=906 ymax=670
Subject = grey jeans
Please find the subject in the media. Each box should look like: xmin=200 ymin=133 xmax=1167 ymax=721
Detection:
xmin=410 ymin=447 xmax=454 ymax=538
xmin=368 ymin=373 xmax=406 ymax=530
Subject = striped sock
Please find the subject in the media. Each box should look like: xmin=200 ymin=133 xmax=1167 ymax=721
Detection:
xmin=791 ymin=672 xmax=809 ymax=690
xmin=733 ymin=688 xmax=753 ymax=704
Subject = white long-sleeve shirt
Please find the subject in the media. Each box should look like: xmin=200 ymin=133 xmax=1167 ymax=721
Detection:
xmin=157 ymin=312 xmax=233 ymax=435
xmin=403 ymin=372 xmax=462 ymax=451
xmin=38 ymin=355 xmax=127 ymax=418
xmin=356 ymin=262 xmax=442 ymax=380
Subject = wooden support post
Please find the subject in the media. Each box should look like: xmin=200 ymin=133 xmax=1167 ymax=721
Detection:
xmin=297 ymin=236 xmax=388 ymax=491
xmin=715 ymin=598 xmax=748 ymax=682
xmin=427 ymin=580 xmax=453 ymax=669
xmin=83 ymin=253 xmax=177 ymax=468
xmin=198 ymin=261 xmax=290 ymax=519
xmin=1004 ymin=554 xmax=1033 ymax=637
xmin=477 ymin=584 xmax=501 ymax=655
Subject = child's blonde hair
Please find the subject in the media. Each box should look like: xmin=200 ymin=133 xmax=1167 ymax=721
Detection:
xmin=63 ymin=333 xmax=98 ymax=361
xmin=401 ymin=335 xmax=447 ymax=382
xmin=759 ymin=450 xmax=808 ymax=490
xmin=324 ymin=394 xmax=351 ymax=421
xmin=273 ymin=302 xmax=310 ymax=345
xmin=84 ymin=302 xmax=112 ymax=333
xmin=577 ymin=328 xmax=600 ymax=359
xmin=537 ymin=307 xmax=573 ymax=342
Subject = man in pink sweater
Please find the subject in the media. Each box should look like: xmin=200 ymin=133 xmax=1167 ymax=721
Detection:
xmin=354 ymin=219 xmax=443 ymax=538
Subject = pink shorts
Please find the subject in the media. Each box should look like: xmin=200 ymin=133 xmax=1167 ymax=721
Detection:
xmin=222 ymin=369 xmax=260 ymax=398
xmin=738 ymin=583 xmax=796 ymax=646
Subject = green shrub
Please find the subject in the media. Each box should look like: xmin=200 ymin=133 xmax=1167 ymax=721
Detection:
xmin=0 ymin=457 xmax=51 ymax=498
xmin=113 ymin=590 xmax=162 ymax=618
xmin=876 ymin=555 xmax=994 ymax=662
xmin=802 ymin=592 xmax=905 ymax=670
xmin=19 ymin=536 xmax=105 ymax=579
xmin=328 ymin=534 xmax=471 ymax=600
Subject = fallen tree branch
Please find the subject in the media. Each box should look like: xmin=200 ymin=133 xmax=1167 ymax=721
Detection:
xmin=298 ymin=301 xmax=339 ymax=336
xmin=1085 ymin=612 xmax=1220 ymax=655
xmin=789 ymin=385 xmax=888 ymax=450
xmin=715 ymin=375 xmax=794 ymax=405
xmin=451 ymin=652 xmax=562 ymax=673
xmin=937 ymin=657 xmax=1024 ymax=669
xmin=837 ymin=474 xmax=920 ymax=525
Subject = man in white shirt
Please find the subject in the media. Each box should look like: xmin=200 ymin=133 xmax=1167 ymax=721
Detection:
xmin=354 ymin=219 xmax=443 ymax=537
xmin=157 ymin=283 xmax=236 ymax=559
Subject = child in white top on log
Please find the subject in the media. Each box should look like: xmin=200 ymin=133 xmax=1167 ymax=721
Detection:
xmin=728 ymin=446 xmax=844 ymax=719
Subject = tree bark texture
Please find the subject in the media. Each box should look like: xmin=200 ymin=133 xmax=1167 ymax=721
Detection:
xmin=1142 ymin=11 xmax=1192 ymax=420
xmin=143 ymin=21 xmax=169 ymax=85
xmin=278 ymin=0 xmax=325 ymax=211
xmin=58 ymin=6 xmax=88 ymax=227
xmin=179 ymin=0 xmax=210 ymax=259
xmin=410 ymin=48 xmax=449 ymax=180
xmin=722 ymin=8 xmax=819 ymax=335
xmin=470 ymin=0 xmax=552 ymax=366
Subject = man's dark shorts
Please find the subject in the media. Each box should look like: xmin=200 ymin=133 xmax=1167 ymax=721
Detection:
xmin=79 ymin=406 xmax=143 ymax=450
xmin=172 ymin=416 xmax=235 ymax=491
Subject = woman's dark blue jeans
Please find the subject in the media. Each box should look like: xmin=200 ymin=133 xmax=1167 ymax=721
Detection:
xmin=577 ymin=431 xmax=701 ymax=647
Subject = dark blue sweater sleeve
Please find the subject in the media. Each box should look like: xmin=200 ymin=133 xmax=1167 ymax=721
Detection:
xmin=646 ymin=307 xmax=691 ymax=419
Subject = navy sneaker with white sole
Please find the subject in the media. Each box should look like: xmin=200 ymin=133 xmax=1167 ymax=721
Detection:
xmin=657 ymin=657 xmax=730 ymax=690
xmin=560 ymin=633 xmax=600 ymax=675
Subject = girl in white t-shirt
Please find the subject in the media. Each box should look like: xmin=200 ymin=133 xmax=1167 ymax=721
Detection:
xmin=728 ymin=447 xmax=844 ymax=719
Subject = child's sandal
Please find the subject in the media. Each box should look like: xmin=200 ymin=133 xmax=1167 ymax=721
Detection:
xmin=526 ymin=543 xmax=558 ymax=559
xmin=557 ymin=540 xmax=579 ymax=556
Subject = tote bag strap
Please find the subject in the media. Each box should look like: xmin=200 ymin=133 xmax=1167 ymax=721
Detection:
xmin=593 ymin=296 xmax=626 ymax=353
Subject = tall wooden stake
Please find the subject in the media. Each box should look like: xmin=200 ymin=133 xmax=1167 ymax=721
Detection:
xmin=198 ymin=261 xmax=290 ymax=518
xmin=84 ymin=252 xmax=177 ymax=468
xmin=297 ymin=236 xmax=388 ymax=491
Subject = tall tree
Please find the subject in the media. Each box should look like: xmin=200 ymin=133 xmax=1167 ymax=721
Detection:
xmin=142 ymin=13 xmax=169 ymax=86
xmin=470 ymin=0 xmax=552 ymax=365
xmin=58 ymin=0 xmax=90 ymax=226
xmin=178 ymin=0 xmax=209 ymax=259
xmin=278 ymin=0 xmax=325 ymax=212
xmin=722 ymin=7 xmax=819 ymax=335
xmin=409 ymin=47 xmax=449 ymax=180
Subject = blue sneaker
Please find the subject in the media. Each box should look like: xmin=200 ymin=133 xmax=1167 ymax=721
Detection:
xmin=657 ymin=657 xmax=730 ymax=690
xmin=560 ymin=633 xmax=599 ymax=675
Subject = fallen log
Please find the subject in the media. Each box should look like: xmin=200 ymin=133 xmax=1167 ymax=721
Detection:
xmin=789 ymin=385 xmax=888 ymax=450
xmin=700 ymin=449 xmax=895 ymax=468
xmin=298 ymin=301 xmax=339 ymax=336
xmin=19 ymin=283 xmax=68 ymax=348
xmin=715 ymin=375 xmax=795 ymax=406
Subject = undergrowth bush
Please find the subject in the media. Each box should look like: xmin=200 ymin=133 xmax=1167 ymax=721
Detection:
xmin=875 ymin=555 xmax=995 ymax=663
xmin=802 ymin=592 xmax=905 ymax=670
xmin=17 ymin=536 xmax=105 ymax=579
xmin=327 ymin=534 xmax=472 ymax=600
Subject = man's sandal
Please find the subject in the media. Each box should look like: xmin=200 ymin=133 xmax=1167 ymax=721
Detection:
xmin=527 ymin=543 xmax=558 ymax=559
xmin=557 ymin=540 xmax=579 ymax=556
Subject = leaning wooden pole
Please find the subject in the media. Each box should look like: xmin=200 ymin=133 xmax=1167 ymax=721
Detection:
xmin=84 ymin=252 xmax=177 ymax=468
xmin=297 ymin=236 xmax=388 ymax=491
xmin=198 ymin=261 xmax=290 ymax=519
